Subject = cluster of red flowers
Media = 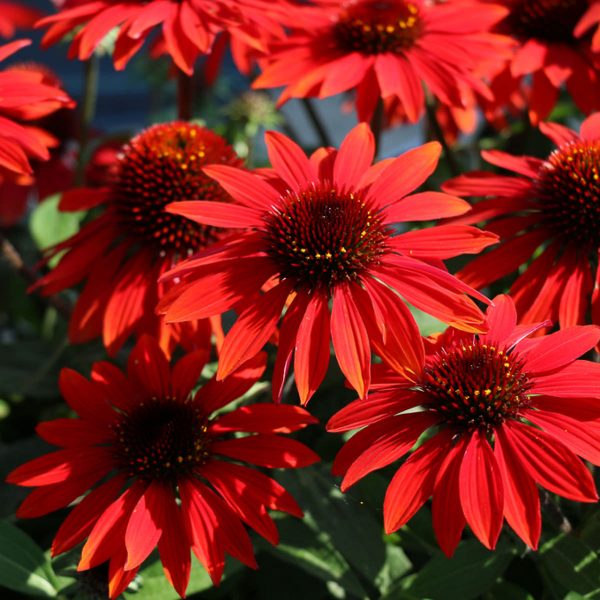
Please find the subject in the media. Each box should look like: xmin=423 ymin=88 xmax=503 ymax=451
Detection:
xmin=3 ymin=0 xmax=600 ymax=598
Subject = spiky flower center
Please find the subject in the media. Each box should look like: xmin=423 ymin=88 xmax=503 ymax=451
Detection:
xmin=113 ymin=399 xmax=209 ymax=481
xmin=423 ymin=340 xmax=532 ymax=434
xmin=508 ymin=0 xmax=587 ymax=43
xmin=113 ymin=122 xmax=240 ymax=257
xmin=536 ymin=140 xmax=600 ymax=249
xmin=334 ymin=0 xmax=422 ymax=54
xmin=264 ymin=183 xmax=389 ymax=291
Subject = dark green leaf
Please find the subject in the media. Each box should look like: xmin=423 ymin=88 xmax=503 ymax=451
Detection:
xmin=0 ymin=520 xmax=58 ymax=597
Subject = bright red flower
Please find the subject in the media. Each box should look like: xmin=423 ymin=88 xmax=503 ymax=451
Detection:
xmin=493 ymin=0 xmax=600 ymax=122
xmin=7 ymin=336 xmax=319 ymax=599
xmin=327 ymin=295 xmax=600 ymax=555
xmin=442 ymin=113 xmax=600 ymax=334
xmin=0 ymin=2 xmax=44 ymax=38
xmin=0 ymin=40 xmax=72 ymax=181
xmin=34 ymin=122 xmax=242 ymax=356
xmin=252 ymin=0 xmax=513 ymax=123
xmin=159 ymin=124 xmax=497 ymax=404
xmin=37 ymin=0 xmax=291 ymax=76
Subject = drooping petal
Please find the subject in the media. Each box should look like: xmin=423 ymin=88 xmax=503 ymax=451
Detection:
xmin=294 ymin=290 xmax=331 ymax=405
xmin=383 ymin=431 xmax=453 ymax=534
xmin=217 ymin=281 xmax=292 ymax=380
xmin=502 ymin=421 xmax=597 ymax=502
xmin=127 ymin=335 xmax=170 ymax=399
xmin=432 ymin=435 xmax=469 ymax=557
xmin=340 ymin=411 xmax=439 ymax=491
xmin=459 ymin=430 xmax=503 ymax=550
xmin=331 ymin=283 xmax=371 ymax=399
xmin=494 ymin=425 xmax=541 ymax=550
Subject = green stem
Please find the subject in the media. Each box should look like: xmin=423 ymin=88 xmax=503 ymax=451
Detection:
xmin=301 ymin=98 xmax=332 ymax=147
xmin=75 ymin=55 xmax=99 ymax=186
xmin=177 ymin=69 xmax=194 ymax=120
xmin=370 ymin=98 xmax=384 ymax=158
xmin=425 ymin=96 xmax=460 ymax=177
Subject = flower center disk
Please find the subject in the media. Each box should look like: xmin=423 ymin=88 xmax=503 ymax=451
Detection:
xmin=536 ymin=140 xmax=600 ymax=249
xmin=334 ymin=0 xmax=422 ymax=54
xmin=507 ymin=0 xmax=588 ymax=43
xmin=113 ymin=122 xmax=240 ymax=257
xmin=423 ymin=341 xmax=531 ymax=433
xmin=113 ymin=400 xmax=209 ymax=480
xmin=264 ymin=184 xmax=389 ymax=291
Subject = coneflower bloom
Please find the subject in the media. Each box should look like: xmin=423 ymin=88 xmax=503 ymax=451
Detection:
xmin=159 ymin=123 xmax=497 ymax=404
xmin=442 ymin=113 xmax=600 ymax=331
xmin=494 ymin=0 xmax=600 ymax=122
xmin=0 ymin=40 xmax=72 ymax=181
xmin=327 ymin=295 xmax=600 ymax=555
xmin=252 ymin=0 xmax=513 ymax=123
xmin=7 ymin=336 xmax=319 ymax=599
xmin=37 ymin=0 xmax=290 ymax=76
xmin=0 ymin=2 xmax=43 ymax=38
xmin=34 ymin=122 xmax=242 ymax=356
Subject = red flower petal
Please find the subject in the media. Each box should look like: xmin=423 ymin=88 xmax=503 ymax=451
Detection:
xmin=202 ymin=164 xmax=282 ymax=209
xmin=165 ymin=200 xmax=265 ymax=228
xmin=327 ymin=388 xmax=422 ymax=433
xmin=294 ymin=290 xmax=331 ymax=405
xmin=459 ymin=430 xmax=503 ymax=550
xmin=52 ymin=475 xmax=126 ymax=556
xmin=331 ymin=283 xmax=371 ymax=399
xmin=523 ymin=409 xmax=600 ymax=466
xmin=58 ymin=368 xmax=116 ymax=423
xmin=179 ymin=478 xmax=224 ymax=585
xmin=217 ymin=281 xmax=291 ymax=380
xmin=480 ymin=294 xmax=517 ymax=344
xmin=124 ymin=481 xmax=170 ymax=570
xmin=367 ymin=142 xmax=441 ymax=207
xmin=127 ymin=335 xmax=170 ymax=399
xmin=494 ymin=426 xmax=541 ymax=550
xmin=520 ymin=326 xmax=600 ymax=374
xmin=432 ymin=435 xmax=468 ymax=557
xmin=341 ymin=411 xmax=438 ymax=491
xmin=265 ymin=130 xmax=317 ymax=192
xmin=531 ymin=360 xmax=600 ymax=398
xmin=212 ymin=404 xmax=317 ymax=434
xmin=384 ymin=431 xmax=452 ymax=534
xmin=171 ymin=349 xmax=210 ymax=400
xmin=212 ymin=434 xmax=320 ymax=468
xmin=333 ymin=122 xmax=374 ymax=190
xmin=383 ymin=191 xmax=471 ymax=223
xmin=502 ymin=421 xmax=598 ymax=502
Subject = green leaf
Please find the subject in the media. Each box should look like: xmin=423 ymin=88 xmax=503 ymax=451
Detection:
xmin=0 ymin=520 xmax=59 ymax=597
xmin=397 ymin=539 xmax=515 ymax=600
xmin=537 ymin=533 xmax=600 ymax=599
xmin=29 ymin=194 xmax=85 ymax=256
xmin=487 ymin=580 xmax=535 ymax=600
xmin=276 ymin=465 xmax=411 ymax=593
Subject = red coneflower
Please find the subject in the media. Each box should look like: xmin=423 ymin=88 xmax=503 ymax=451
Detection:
xmin=442 ymin=113 xmax=600 ymax=333
xmin=0 ymin=40 xmax=72 ymax=181
xmin=252 ymin=0 xmax=513 ymax=123
xmin=159 ymin=123 xmax=497 ymax=404
xmin=38 ymin=0 xmax=290 ymax=76
xmin=327 ymin=294 xmax=600 ymax=555
xmin=34 ymin=121 xmax=242 ymax=356
xmin=494 ymin=0 xmax=600 ymax=122
xmin=7 ymin=335 xmax=319 ymax=599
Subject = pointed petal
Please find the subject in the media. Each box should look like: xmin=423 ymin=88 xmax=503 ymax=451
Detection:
xmin=459 ymin=431 xmax=503 ymax=550
xmin=265 ymin=130 xmax=317 ymax=192
xmin=384 ymin=431 xmax=452 ymax=533
xmin=494 ymin=425 xmax=541 ymax=549
xmin=211 ymin=404 xmax=318 ymax=434
xmin=333 ymin=122 xmax=374 ymax=190
xmin=165 ymin=200 xmax=265 ymax=228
